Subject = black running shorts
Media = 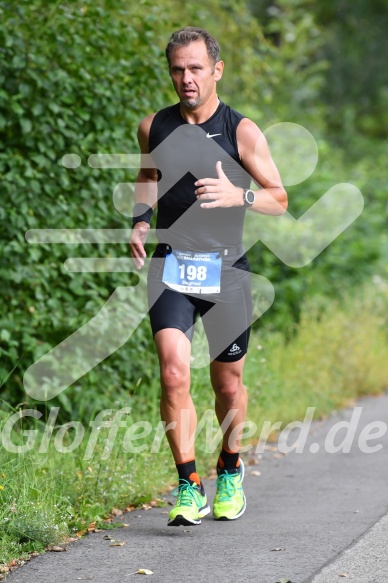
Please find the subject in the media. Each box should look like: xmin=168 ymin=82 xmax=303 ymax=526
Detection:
xmin=147 ymin=245 xmax=252 ymax=362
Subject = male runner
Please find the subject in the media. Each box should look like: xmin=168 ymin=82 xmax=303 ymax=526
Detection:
xmin=130 ymin=27 xmax=287 ymax=526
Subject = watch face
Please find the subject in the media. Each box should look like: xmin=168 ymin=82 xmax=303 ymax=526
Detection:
xmin=245 ymin=190 xmax=255 ymax=204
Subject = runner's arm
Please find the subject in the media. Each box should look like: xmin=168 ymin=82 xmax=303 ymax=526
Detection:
xmin=130 ymin=114 xmax=158 ymax=269
xmin=236 ymin=117 xmax=287 ymax=215
xmin=195 ymin=118 xmax=287 ymax=215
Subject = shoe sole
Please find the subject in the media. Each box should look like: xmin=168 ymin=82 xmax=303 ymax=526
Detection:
xmin=213 ymin=459 xmax=246 ymax=521
xmin=168 ymin=504 xmax=211 ymax=527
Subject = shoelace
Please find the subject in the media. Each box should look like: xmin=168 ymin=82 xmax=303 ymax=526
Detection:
xmin=216 ymin=470 xmax=240 ymax=501
xmin=173 ymin=479 xmax=201 ymax=507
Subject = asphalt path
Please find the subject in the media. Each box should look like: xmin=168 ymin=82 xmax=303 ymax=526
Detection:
xmin=7 ymin=393 xmax=388 ymax=583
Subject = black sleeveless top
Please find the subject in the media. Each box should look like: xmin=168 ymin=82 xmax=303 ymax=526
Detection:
xmin=149 ymin=100 xmax=251 ymax=252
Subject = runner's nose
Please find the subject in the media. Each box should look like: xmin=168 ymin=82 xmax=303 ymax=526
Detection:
xmin=182 ymin=69 xmax=193 ymax=85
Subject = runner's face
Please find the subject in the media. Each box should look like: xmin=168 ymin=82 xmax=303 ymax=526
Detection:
xmin=169 ymin=40 xmax=222 ymax=109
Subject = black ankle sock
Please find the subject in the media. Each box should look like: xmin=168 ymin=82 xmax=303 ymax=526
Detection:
xmin=218 ymin=448 xmax=240 ymax=472
xmin=176 ymin=460 xmax=203 ymax=492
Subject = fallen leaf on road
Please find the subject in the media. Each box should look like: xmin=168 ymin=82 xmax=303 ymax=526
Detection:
xmin=48 ymin=546 xmax=66 ymax=552
xmin=339 ymin=574 xmax=349 ymax=578
xmin=111 ymin=508 xmax=123 ymax=516
xmin=110 ymin=541 xmax=125 ymax=546
xmin=76 ymin=529 xmax=88 ymax=537
xmin=127 ymin=569 xmax=154 ymax=576
xmin=250 ymin=470 xmax=261 ymax=476
xmin=271 ymin=547 xmax=285 ymax=551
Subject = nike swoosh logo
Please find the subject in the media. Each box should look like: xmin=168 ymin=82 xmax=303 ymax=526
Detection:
xmin=206 ymin=133 xmax=222 ymax=138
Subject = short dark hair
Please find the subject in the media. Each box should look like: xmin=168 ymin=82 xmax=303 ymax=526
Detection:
xmin=165 ymin=27 xmax=221 ymax=70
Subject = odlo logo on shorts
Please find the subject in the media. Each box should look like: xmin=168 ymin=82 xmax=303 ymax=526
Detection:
xmin=228 ymin=343 xmax=241 ymax=356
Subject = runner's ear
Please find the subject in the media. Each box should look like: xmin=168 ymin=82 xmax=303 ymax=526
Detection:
xmin=214 ymin=60 xmax=224 ymax=82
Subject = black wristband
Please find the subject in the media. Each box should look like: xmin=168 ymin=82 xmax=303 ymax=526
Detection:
xmin=132 ymin=203 xmax=154 ymax=227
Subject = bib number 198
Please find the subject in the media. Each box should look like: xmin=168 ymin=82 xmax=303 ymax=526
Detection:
xmin=178 ymin=264 xmax=207 ymax=281
xmin=162 ymin=249 xmax=221 ymax=294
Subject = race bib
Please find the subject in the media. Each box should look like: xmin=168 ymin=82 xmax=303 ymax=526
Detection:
xmin=162 ymin=250 xmax=221 ymax=294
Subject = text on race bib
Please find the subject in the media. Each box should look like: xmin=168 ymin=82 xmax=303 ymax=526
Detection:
xmin=162 ymin=250 xmax=221 ymax=294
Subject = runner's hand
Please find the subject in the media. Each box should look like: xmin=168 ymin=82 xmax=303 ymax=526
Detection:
xmin=130 ymin=221 xmax=150 ymax=269
xmin=194 ymin=161 xmax=244 ymax=209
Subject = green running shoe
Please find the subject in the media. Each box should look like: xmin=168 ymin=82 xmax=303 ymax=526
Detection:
xmin=168 ymin=480 xmax=210 ymax=526
xmin=213 ymin=458 xmax=246 ymax=521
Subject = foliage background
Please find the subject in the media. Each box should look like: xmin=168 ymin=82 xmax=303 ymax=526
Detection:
xmin=0 ymin=0 xmax=387 ymax=417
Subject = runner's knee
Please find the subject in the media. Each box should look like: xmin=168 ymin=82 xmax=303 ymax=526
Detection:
xmin=160 ymin=363 xmax=190 ymax=401
xmin=213 ymin=375 xmax=244 ymax=406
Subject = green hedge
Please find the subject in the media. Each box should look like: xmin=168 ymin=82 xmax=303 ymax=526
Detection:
xmin=1 ymin=0 xmax=386 ymax=419
xmin=0 ymin=0 xmax=171 ymax=412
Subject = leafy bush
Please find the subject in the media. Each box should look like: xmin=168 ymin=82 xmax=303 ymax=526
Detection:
xmin=0 ymin=0 xmax=170 ymax=412
xmin=1 ymin=0 xmax=386 ymax=418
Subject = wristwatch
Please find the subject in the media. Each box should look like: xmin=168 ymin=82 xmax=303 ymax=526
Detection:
xmin=243 ymin=189 xmax=255 ymax=207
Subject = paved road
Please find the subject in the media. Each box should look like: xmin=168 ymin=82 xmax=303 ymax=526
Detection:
xmin=307 ymin=513 xmax=388 ymax=583
xmin=7 ymin=394 xmax=388 ymax=583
